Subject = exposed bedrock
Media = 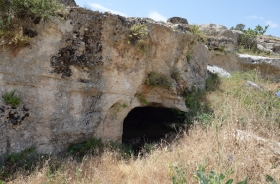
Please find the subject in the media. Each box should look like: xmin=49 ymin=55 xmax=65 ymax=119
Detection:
xmin=0 ymin=8 xmax=209 ymax=155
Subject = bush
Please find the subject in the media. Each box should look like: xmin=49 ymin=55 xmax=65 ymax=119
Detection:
xmin=0 ymin=147 xmax=45 ymax=179
xmin=2 ymin=90 xmax=21 ymax=107
xmin=128 ymin=24 xmax=149 ymax=52
xmin=145 ymin=72 xmax=172 ymax=89
xmin=189 ymin=24 xmax=207 ymax=43
xmin=67 ymin=138 xmax=104 ymax=157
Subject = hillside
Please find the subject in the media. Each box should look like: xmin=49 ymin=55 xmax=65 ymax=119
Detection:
xmin=0 ymin=1 xmax=280 ymax=183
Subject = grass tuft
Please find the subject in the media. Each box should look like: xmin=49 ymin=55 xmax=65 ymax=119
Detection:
xmin=2 ymin=89 xmax=21 ymax=108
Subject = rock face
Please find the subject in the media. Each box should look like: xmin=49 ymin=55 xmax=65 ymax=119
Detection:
xmin=199 ymin=24 xmax=240 ymax=52
xmin=167 ymin=17 xmax=188 ymax=25
xmin=257 ymin=35 xmax=280 ymax=54
xmin=0 ymin=8 xmax=208 ymax=155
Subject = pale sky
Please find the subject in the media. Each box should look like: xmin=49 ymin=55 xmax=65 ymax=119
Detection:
xmin=75 ymin=0 xmax=280 ymax=37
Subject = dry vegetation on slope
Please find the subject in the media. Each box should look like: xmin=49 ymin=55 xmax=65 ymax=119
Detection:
xmin=5 ymin=70 xmax=280 ymax=184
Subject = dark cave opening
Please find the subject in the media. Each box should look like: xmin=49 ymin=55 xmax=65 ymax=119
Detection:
xmin=122 ymin=106 xmax=184 ymax=152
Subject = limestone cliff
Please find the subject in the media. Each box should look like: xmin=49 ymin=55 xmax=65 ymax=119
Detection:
xmin=0 ymin=8 xmax=208 ymax=155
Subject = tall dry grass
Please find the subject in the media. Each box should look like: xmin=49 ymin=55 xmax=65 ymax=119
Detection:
xmin=7 ymin=71 xmax=280 ymax=184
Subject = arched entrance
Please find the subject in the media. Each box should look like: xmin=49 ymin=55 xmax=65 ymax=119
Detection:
xmin=122 ymin=106 xmax=185 ymax=151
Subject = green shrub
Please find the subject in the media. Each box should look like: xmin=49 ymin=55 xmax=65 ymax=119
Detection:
xmin=189 ymin=24 xmax=207 ymax=43
xmin=2 ymin=89 xmax=21 ymax=107
xmin=0 ymin=147 xmax=45 ymax=179
xmin=145 ymin=72 xmax=172 ymax=89
xmin=128 ymin=24 xmax=149 ymax=53
xmin=67 ymin=138 xmax=104 ymax=156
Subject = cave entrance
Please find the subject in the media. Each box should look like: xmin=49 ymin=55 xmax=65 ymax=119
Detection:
xmin=122 ymin=106 xmax=184 ymax=152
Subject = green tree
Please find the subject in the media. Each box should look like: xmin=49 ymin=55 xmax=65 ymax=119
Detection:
xmin=230 ymin=23 xmax=246 ymax=31
xmin=239 ymin=24 xmax=269 ymax=50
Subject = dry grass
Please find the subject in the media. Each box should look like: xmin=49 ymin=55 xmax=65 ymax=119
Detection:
xmin=7 ymin=71 xmax=280 ymax=184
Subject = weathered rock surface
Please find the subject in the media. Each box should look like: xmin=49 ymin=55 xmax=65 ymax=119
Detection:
xmin=199 ymin=24 xmax=240 ymax=52
xmin=257 ymin=35 xmax=280 ymax=54
xmin=0 ymin=8 xmax=208 ymax=155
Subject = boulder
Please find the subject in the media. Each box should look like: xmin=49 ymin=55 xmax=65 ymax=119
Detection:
xmin=207 ymin=64 xmax=231 ymax=78
xmin=167 ymin=17 xmax=188 ymax=25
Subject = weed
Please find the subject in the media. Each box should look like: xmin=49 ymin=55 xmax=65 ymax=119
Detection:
xmin=170 ymin=66 xmax=182 ymax=82
xmin=169 ymin=165 xmax=186 ymax=184
xmin=128 ymin=24 xmax=149 ymax=53
xmin=145 ymin=72 xmax=172 ymax=89
xmin=194 ymin=169 xmax=248 ymax=184
xmin=266 ymin=175 xmax=278 ymax=184
xmin=122 ymin=103 xmax=128 ymax=108
xmin=189 ymin=24 xmax=207 ymax=43
xmin=2 ymin=89 xmax=21 ymax=108
xmin=136 ymin=93 xmax=148 ymax=105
